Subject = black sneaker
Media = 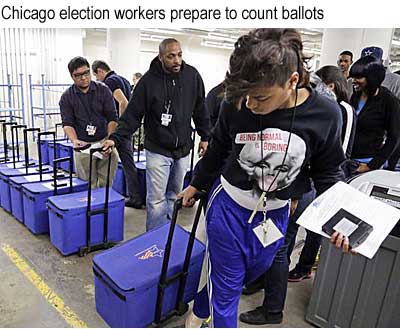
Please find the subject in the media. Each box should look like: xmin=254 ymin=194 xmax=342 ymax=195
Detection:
xmin=242 ymin=280 xmax=264 ymax=295
xmin=288 ymin=268 xmax=312 ymax=282
xmin=239 ymin=307 xmax=283 ymax=325
xmin=125 ymin=197 xmax=144 ymax=209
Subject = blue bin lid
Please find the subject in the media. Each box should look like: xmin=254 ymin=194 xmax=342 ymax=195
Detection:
xmin=93 ymin=223 xmax=205 ymax=292
xmin=0 ymin=165 xmax=52 ymax=177
xmin=9 ymin=172 xmax=67 ymax=185
xmin=47 ymin=187 xmax=123 ymax=211
xmin=22 ymin=177 xmax=86 ymax=194
xmin=0 ymin=159 xmax=37 ymax=169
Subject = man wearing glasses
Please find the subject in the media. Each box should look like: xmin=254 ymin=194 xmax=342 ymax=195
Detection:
xmin=59 ymin=56 xmax=118 ymax=188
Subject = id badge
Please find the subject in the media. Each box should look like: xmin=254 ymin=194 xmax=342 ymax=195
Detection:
xmin=161 ymin=113 xmax=173 ymax=127
xmin=253 ymin=218 xmax=283 ymax=247
xmin=86 ymin=124 xmax=97 ymax=136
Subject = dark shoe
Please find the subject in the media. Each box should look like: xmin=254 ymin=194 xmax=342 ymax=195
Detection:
xmin=239 ymin=307 xmax=283 ymax=325
xmin=125 ymin=197 xmax=144 ymax=209
xmin=242 ymin=277 xmax=264 ymax=295
xmin=288 ymin=268 xmax=312 ymax=282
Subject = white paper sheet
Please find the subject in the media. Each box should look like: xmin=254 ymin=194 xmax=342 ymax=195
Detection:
xmin=79 ymin=142 xmax=104 ymax=159
xmin=296 ymin=181 xmax=400 ymax=259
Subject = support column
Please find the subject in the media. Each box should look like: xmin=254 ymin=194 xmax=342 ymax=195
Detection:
xmin=107 ymin=29 xmax=140 ymax=82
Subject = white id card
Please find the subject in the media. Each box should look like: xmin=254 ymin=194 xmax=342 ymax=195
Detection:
xmin=161 ymin=113 xmax=173 ymax=126
xmin=253 ymin=218 xmax=284 ymax=247
xmin=86 ymin=124 xmax=97 ymax=136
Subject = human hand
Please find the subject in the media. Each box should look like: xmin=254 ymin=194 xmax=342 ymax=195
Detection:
xmin=330 ymin=231 xmax=357 ymax=255
xmin=356 ymin=163 xmax=371 ymax=173
xmin=198 ymin=141 xmax=208 ymax=158
xmin=178 ymin=185 xmax=199 ymax=207
xmin=290 ymin=199 xmax=299 ymax=216
xmin=72 ymin=139 xmax=88 ymax=149
xmin=101 ymin=139 xmax=115 ymax=156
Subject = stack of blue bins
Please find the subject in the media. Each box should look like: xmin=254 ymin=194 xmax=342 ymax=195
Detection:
xmin=92 ymin=222 xmax=205 ymax=327
xmin=0 ymin=126 xmax=50 ymax=212
xmin=22 ymin=156 xmax=88 ymax=235
xmin=9 ymin=171 xmax=68 ymax=223
xmin=46 ymin=147 xmax=125 ymax=256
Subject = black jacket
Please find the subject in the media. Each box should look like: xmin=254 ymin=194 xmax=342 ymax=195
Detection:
xmin=350 ymin=87 xmax=400 ymax=169
xmin=192 ymin=88 xmax=345 ymax=200
xmin=110 ymin=57 xmax=211 ymax=159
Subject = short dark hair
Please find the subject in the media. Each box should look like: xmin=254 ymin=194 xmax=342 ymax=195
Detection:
xmin=91 ymin=60 xmax=111 ymax=73
xmin=134 ymin=72 xmax=142 ymax=79
xmin=224 ymin=28 xmax=310 ymax=105
xmin=159 ymin=38 xmax=180 ymax=55
xmin=68 ymin=56 xmax=90 ymax=75
xmin=349 ymin=55 xmax=386 ymax=95
xmin=339 ymin=50 xmax=353 ymax=60
xmin=316 ymin=65 xmax=349 ymax=103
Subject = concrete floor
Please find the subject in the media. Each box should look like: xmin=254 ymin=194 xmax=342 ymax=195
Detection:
xmin=0 ymin=202 xmax=314 ymax=328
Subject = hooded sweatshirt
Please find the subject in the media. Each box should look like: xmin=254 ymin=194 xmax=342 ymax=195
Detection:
xmin=109 ymin=57 xmax=211 ymax=159
xmin=191 ymin=88 xmax=345 ymax=209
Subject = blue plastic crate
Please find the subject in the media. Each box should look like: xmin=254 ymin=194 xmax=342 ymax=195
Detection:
xmin=47 ymin=188 xmax=124 ymax=255
xmin=58 ymin=141 xmax=75 ymax=172
xmin=0 ymin=165 xmax=52 ymax=212
xmin=22 ymin=178 xmax=87 ymax=234
xmin=9 ymin=172 xmax=68 ymax=223
xmin=112 ymin=162 xmax=127 ymax=197
xmin=48 ymin=142 xmax=61 ymax=169
xmin=92 ymin=223 xmax=205 ymax=328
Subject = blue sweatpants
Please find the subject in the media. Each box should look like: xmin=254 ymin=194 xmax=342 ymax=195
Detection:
xmin=200 ymin=180 xmax=289 ymax=328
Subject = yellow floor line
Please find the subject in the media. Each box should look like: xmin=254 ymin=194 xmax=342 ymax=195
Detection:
xmin=1 ymin=243 xmax=88 ymax=328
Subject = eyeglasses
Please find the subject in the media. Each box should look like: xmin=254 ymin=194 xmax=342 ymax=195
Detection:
xmin=72 ymin=69 xmax=91 ymax=79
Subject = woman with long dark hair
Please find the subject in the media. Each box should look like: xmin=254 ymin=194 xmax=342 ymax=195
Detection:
xmin=181 ymin=29 xmax=348 ymax=327
xmin=348 ymin=56 xmax=400 ymax=175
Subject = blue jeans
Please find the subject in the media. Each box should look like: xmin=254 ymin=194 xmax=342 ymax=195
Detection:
xmin=145 ymin=150 xmax=189 ymax=231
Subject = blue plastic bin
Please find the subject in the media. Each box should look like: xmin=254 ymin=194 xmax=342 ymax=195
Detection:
xmin=92 ymin=223 xmax=205 ymax=328
xmin=47 ymin=188 xmax=124 ymax=255
xmin=22 ymin=178 xmax=87 ymax=234
xmin=112 ymin=162 xmax=127 ymax=197
xmin=57 ymin=141 xmax=74 ymax=172
xmin=48 ymin=142 xmax=61 ymax=168
xmin=9 ymin=172 xmax=68 ymax=223
xmin=0 ymin=165 xmax=52 ymax=212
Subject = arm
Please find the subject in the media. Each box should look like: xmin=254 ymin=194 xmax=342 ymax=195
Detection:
xmin=181 ymin=103 xmax=232 ymax=206
xmin=113 ymin=88 xmax=129 ymax=115
xmin=310 ymin=109 xmax=346 ymax=197
xmin=192 ymin=72 xmax=211 ymax=143
xmin=103 ymin=80 xmax=146 ymax=152
xmin=59 ymin=92 xmax=87 ymax=148
xmin=107 ymin=121 xmax=118 ymax=136
xmin=192 ymin=73 xmax=212 ymax=157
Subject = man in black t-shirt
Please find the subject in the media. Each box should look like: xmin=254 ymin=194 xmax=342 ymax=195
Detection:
xmin=92 ymin=60 xmax=144 ymax=209
xmin=59 ymin=56 xmax=118 ymax=188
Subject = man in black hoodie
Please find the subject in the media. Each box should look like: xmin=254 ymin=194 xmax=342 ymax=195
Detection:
xmin=103 ymin=38 xmax=211 ymax=231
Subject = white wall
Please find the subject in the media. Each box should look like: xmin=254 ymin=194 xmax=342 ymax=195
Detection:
xmin=140 ymin=37 xmax=231 ymax=93
xmin=81 ymin=31 xmax=232 ymax=93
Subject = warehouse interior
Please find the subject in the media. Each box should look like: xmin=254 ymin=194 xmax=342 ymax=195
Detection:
xmin=1 ymin=28 xmax=400 ymax=328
